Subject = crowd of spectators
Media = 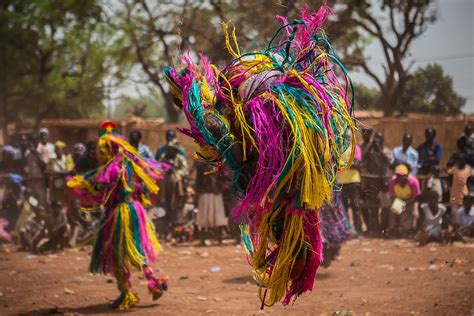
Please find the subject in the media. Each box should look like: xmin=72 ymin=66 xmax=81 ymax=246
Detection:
xmin=338 ymin=126 xmax=474 ymax=245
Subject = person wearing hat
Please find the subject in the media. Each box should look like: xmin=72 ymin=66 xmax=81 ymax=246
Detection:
xmin=48 ymin=141 xmax=69 ymax=203
xmin=36 ymin=127 xmax=55 ymax=164
xmin=387 ymin=164 xmax=421 ymax=236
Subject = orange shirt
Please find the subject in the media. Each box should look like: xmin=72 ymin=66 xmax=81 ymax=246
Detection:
xmin=448 ymin=165 xmax=472 ymax=205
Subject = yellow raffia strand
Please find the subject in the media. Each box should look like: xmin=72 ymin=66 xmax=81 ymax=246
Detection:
xmin=301 ymin=51 xmax=327 ymax=74
xmin=124 ymin=156 xmax=159 ymax=194
xmin=221 ymin=22 xmax=241 ymax=59
xmin=117 ymin=204 xmax=146 ymax=268
xmin=200 ymin=80 xmax=215 ymax=107
xmin=67 ymin=175 xmax=94 ymax=193
xmin=272 ymin=95 xmax=330 ymax=209
xmin=115 ymin=270 xmax=139 ymax=310
xmin=252 ymin=206 xmax=306 ymax=307
xmin=146 ymin=214 xmax=162 ymax=254
xmin=119 ymin=290 xmax=139 ymax=310
xmin=217 ymin=72 xmax=259 ymax=160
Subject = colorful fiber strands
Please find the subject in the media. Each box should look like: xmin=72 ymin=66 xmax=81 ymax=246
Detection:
xmin=67 ymin=131 xmax=169 ymax=310
xmin=166 ymin=5 xmax=356 ymax=307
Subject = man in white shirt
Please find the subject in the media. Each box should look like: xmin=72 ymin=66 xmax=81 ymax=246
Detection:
xmin=36 ymin=127 xmax=55 ymax=164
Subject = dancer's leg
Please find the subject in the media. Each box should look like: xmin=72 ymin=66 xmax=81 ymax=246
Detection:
xmin=143 ymin=265 xmax=168 ymax=301
xmin=112 ymin=267 xmax=138 ymax=310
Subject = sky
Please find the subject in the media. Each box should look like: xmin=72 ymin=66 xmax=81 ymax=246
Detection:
xmin=351 ymin=0 xmax=474 ymax=113
xmin=115 ymin=0 xmax=474 ymax=114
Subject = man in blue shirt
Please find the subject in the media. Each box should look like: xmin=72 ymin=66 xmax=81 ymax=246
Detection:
xmin=392 ymin=132 xmax=419 ymax=175
xmin=417 ymin=128 xmax=442 ymax=175
xmin=155 ymin=130 xmax=185 ymax=160
xmin=129 ymin=130 xmax=153 ymax=159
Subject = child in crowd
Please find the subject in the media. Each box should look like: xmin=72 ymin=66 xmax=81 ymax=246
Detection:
xmin=416 ymin=190 xmax=446 ymax=245
xmin=448 ymin=153 xmax=471 ymax=226
xmin=456 ymin=195 xmax=474 ymax=236
xmin=426 ymin=165 xmax=443 ymax=202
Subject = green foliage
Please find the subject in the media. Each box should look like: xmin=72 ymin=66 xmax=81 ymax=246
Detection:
xmin=353 ymin=83 xmax=380 ymax=110
xmin=399 ymin=64 xmax=466 ymax=115
xmin=0 ymin=0 xmax=120 ymax=130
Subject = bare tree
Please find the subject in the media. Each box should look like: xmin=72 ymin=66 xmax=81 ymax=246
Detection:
xmin=346 ymin=0 xmax=437 ymax=116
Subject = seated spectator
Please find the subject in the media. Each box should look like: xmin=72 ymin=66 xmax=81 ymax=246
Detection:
xmin=456 ymin=195 xmax=474 ymax=236
xmin=391 ymin=132 xmax=419 ymax=175
xmin=417 ymin=128 xmax=442 ymax=175
xmin=416 ymin=190 xmax=446 ymax=245
xmin=68 ymin=198 xmax=93 ymax=246
xmin=387 ymin=164 xmax=421 ymax=237
xmin=448 ymin=153 xmax=471 ymax=226
xmin=37 ymin=200 xmax=69 ymax=253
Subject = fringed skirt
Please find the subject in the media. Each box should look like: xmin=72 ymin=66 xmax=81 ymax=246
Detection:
xmin=90 ymin=201 xmax=161 ymax=274
xmin=320 ymin=192 xmax=354 ymax=267
xmin=196 ymin=193 xmax=228 ymax=229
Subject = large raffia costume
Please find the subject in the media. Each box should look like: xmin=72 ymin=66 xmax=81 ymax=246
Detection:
xmin=67 ymin=121 xmax=169 ymax=310
xmin=166 ymin=6 xmax=356 ymax=307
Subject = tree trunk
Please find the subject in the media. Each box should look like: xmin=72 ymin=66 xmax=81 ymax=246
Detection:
xmin=164 ymin=91 xmax=180 ymax=123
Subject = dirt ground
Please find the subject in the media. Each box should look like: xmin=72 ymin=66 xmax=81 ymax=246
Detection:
xmin=0 ymin=238 xmax=473 ymax=316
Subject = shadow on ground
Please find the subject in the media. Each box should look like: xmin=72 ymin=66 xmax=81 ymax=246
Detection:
xmin=19 ymin=303 xmax=160 ymax=315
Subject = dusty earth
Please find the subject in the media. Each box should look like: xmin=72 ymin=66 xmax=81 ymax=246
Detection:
xmin=0 ymin=238 xmax=473 ymax=316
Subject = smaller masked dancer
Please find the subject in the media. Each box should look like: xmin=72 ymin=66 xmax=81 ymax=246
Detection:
xmin=68 ymin=121 xmax=169 ymax=310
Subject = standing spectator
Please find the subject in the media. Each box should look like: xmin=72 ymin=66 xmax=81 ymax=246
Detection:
xmin=48 ymin=141 xmax=69 ymax=203
xmin=337 ymin=144 xmax=364 ymax=234
xmin=426 ymin=165 xmax=444 ymax=202
xmin=0 ymin=134 xmax=29 ymax=175
xmin=194 ymin=161 xmax=227 ymax=246
xmin=24 ymin=137 xmax=47 ymax=206
xmin=36 ymin=128 xmax=55 ymax=164
xmin=416 ymin=190 xmax=446 ymax=245
xmin=75 ymin=141 xmax=99 ymax=173
xmin=157 ymin=140 xmax=188 ymax=238
xmin=129 ymin=130 xmax=153 ymax=159
xmin=417 ymin=128 xmax=442 ymax=175
xmin=391 ymin=132 xmax=419 ymax=175
xmin=155 ymin=130 xmax=185 ymax=160
xmin=361 ymin=131 xmax=392 ymax=235
xmin=456 ymin=125 xmax=474 ymax=166
xmin=447 ymin=153 xmax=471 ymax=226
xmin=360 ymin=126 xmax=373 ymax=153
xmin=387 ymin=164 xmax=421 ymax=237
xmin=71 ymin=143 xmax=86 ymax=174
